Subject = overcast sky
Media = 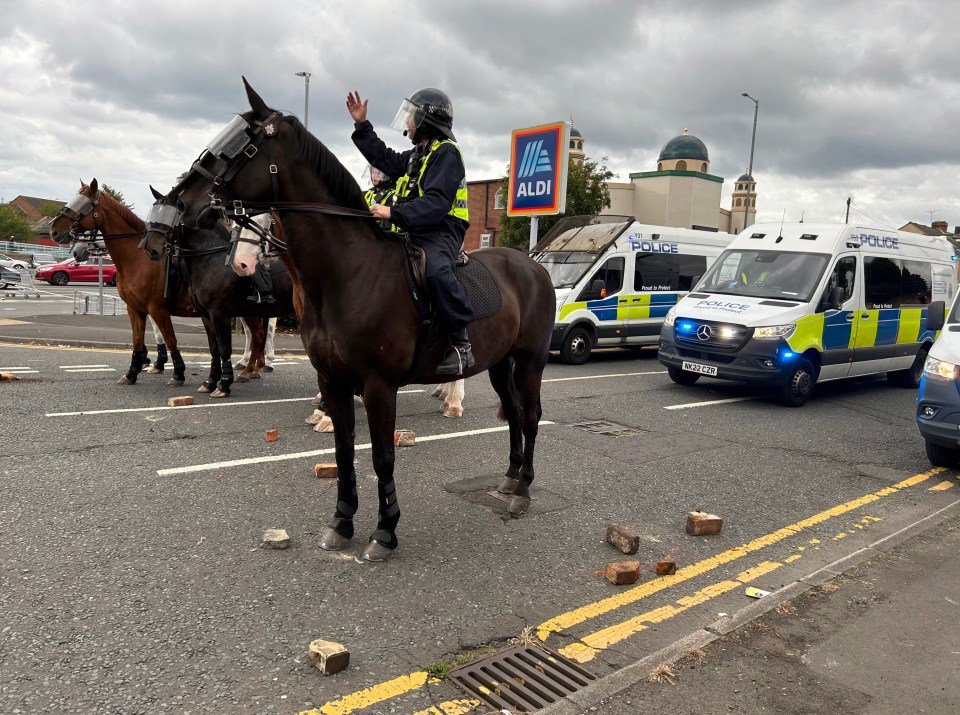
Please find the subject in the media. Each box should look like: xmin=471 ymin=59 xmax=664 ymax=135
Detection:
xmin=2 ymin=0 xmax=958 ymax=232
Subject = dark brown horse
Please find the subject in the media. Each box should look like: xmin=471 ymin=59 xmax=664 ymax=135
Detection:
xmin=49 ymin=180 xmax=189 ymax=386
xmin=146 ymin=79 xmax=555 ymax=561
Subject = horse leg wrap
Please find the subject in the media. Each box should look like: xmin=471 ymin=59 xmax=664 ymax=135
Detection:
xmin=369 ymin=528 xmax=398 ymax=550
xmin=171 ymin=350 xmax=186 ymax=382
xmin=124 ymin=351 xmax=142 ymax=383
xmin=217 ymin=357 xmax=234 ymax=394
xmin=374 ymin=480 xmax=400 ymax=542
xmin=155 ymin=343 xmax=168 ymax=371
xmin=330 ymin=480 xmax=358 ymax=539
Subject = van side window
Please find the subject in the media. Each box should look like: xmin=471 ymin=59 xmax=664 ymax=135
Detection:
xmin=578 ymin=257 xmax=624 ymax=300
xmin=634 ymin=254 xmax=708 ymax=292
xmin=864 ymin=256 xmax=932 ymax=308
xmin=822 ymin=256 xmax=856 ymax=308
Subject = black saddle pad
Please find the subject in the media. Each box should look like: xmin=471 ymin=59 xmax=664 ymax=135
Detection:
xmin=456 ymin=254 xmax=502 ymax=320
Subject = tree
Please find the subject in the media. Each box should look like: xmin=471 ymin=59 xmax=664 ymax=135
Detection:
xmin=497 ymin=157 xmax=616 ymax=251
xmin=0 ymin=204 xmax=34 ymax=243
xmin=32 ymin=200 xmax=65 ymax=218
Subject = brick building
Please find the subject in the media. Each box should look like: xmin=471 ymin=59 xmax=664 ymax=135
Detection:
xmin=464 ymin=178 xmax=506 ymax=250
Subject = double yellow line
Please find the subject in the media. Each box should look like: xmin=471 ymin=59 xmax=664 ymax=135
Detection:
xmin=300 ymin=467 xmax=945 ymax=715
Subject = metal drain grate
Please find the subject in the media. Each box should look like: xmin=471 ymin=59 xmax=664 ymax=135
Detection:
xmin=449 ymin=645 xmax=596 ymax=712
xmin=571 ymin=419 xmax=643 ymax=437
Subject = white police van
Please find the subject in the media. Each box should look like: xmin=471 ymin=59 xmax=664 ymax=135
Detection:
xmin=533 ymin=216 xmax=734 ymax=364
xmin=916 ymin=292 xmax=960 ymax=466
xmin=658 ymin=222 xmax=955 ymax=406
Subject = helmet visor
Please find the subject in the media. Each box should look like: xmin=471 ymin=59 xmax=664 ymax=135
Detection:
xmin=390 ymin=98 xmax=422 ymax=135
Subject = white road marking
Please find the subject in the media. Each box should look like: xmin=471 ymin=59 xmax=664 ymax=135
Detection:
xmin=543 ymin=370 xmax=666 ymax=383
xmin=156 ymin=421 xmax=555 ymax=476
xmin=45 ymin=389 xmax=425 ymax=418
xmin=0 ymin=367 xmax=39 ymax=373
xmin=62 ymin=368 xmax=116 ymax=373
xmin=59 ymin=364 xmax=110 ymax=368
xmin=664 ymin=396 xmax=758 ymax=410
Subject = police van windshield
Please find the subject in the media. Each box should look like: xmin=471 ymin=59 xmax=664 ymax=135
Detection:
xmin=697 ymin=250 xmax=830 ymax=302
xmin=538 ymin=251 xmax=596 ymax=288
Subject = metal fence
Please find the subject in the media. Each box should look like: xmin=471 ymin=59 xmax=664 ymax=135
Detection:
xmin=0 ymin=240 xmax=71 ymax=258
xmin=73 ymin=290 xmax=127 ymax=316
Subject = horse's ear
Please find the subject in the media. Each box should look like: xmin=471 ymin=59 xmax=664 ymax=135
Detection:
xmin=89 ymin=178 xmax=100 ymax=200
xmin=150 ymin=185 xmax=164 ymax=201
xmin=242 ymin=76 xmax=270 ymax=119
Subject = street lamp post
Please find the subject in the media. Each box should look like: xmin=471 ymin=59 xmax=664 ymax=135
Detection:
xmin=741 ymin=92 xmax=759 ymax=230
xmin=295 ymin=71 xmax=311 ymax=130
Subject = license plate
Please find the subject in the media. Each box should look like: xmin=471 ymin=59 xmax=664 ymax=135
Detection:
xmin=682 ymin=361 xmax=717 ymax=376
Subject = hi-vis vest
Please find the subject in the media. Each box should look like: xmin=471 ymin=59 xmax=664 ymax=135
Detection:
xmin=364 ymin=184 xmax=397 ymax=208
xmin=394 ymin=139 xmax=469 ymax=223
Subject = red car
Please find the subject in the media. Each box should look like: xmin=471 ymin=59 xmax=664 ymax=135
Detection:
xmin=35 ymin=258 xmax=117 ymax=286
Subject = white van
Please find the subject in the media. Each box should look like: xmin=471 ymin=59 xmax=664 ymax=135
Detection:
xmin=533 ymin=216 xmax=735 ymax=364
xmin=658 ymin=222 xmax=955 ymax=406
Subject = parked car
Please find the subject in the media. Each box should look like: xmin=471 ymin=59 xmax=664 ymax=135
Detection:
xmin=917 ymin=294 xmax=957 ymax=467
xmin=0 ymin=251 xmax=30 ymax=271
xmin=34 ymin=257 xmax=118 ymax=286
xmin=30 ymin=254 xmax=61 ymax=268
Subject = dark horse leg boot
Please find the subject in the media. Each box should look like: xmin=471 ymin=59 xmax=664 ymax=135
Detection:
xmin=436 ymin=328 xmax=474 ymax=376
xmin=148 ymin=343 xmax=168 ymax=374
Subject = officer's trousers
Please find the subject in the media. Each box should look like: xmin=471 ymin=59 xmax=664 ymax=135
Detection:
xmin=414 ymin=229 xmax=474 ymax=332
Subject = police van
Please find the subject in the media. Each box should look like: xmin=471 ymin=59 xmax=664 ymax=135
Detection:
xmin=533 ymin=216 xmax=735 ymax=364
xmin=916 ymin=291 xmax=959 ymax=467
xmin=658 ymin=222 xmax=955 ymax=406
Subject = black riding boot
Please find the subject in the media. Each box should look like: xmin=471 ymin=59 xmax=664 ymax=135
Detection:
xmin=437 ymin=328 xmax=474 ymax=376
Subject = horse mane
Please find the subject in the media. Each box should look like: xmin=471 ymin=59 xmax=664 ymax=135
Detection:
xmin=96 ymin=189 xmax=145 ymax=229
xmin=286 ymin=116 xmax=369 ymax=212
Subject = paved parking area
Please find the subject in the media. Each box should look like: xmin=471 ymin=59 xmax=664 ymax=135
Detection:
xmin=1 ymin=342 xmax=957 ymax=714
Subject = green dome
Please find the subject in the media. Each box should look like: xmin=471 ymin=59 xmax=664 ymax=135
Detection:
xmin=738 ymin=173 xmax=754 ymax=181
xmin=570 ymin=127 xmax=582 ymax=138
xmin=658 ymin=133 xmax=709 ymax=162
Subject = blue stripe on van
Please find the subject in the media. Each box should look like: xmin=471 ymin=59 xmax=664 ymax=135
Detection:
xmin=874 ymin=309 xmax=900 ymax=346
xmin=822 ymin=311 xmax=853 ymax=350
xmin=650 ymin=293 xmax=680 ymax=305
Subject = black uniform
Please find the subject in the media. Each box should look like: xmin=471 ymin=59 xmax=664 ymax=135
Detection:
xmin=352 ymin=120 xmax=474 ymax=332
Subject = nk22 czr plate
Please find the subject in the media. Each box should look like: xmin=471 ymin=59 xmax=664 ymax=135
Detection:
xmin=682 ymin=360 xmax=718 ymax=376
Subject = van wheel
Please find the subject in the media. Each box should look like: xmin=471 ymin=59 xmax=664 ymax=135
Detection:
xmin=925 ymin=440 xmax=960 ymax=469
xmin=667 ymin=366 xmax=700 ymax=385
xmin=887 ymin=346 xmax=928 ymax=388
xmin=779 ymin=358 xmax=815 ymax=407
xmin=560 ymin=326 xmax=592 ymax=365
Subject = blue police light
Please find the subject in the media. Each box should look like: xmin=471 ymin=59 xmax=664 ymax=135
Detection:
xmin=780 ymin=350 xmax=796 ymax=361
xmin=678 ymin=322 xmax=696 ymax=334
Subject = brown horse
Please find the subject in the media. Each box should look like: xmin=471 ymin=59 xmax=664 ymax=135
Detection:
xmin=48 ymin=180 xmax=271 ymax=389
xmin=49 ymin=180 xmax=189 ymax=385
xmin=147 ymin=79 xmax=555 ymax=561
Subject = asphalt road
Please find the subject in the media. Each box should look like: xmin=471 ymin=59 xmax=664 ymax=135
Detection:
xmin=1 ymin=332 xmax=957 ymax=715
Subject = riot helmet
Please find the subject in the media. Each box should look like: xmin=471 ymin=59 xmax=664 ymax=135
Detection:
xmin=390 ymin=88 xmax=456 ymax=142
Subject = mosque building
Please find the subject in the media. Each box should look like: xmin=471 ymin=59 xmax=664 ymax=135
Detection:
xmin=463 ymin=124 xmax=757 ymax=249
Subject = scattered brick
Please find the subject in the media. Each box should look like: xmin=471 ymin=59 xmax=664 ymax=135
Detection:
xmin=265 ymin=428 xmax=280 ymax=442
xmin=394 ymin=429 xmax=416 ymax=447
xmin=656 ymin=558 xmax=678 ymax=576
xmin=606 ymin=524 xmax=640 ymax=555
xmin=167 ymin=396 xmax=194 ymax=407
xmin=314 ymin=463 xmax=337 ymax=479
xmin=308 ymin=639 xmax=350 ymax=675
xmin=0 ymin=372 xmax=20 ymax=381
xmin=261 ymin=529 xmax=290 ymax=549
xmin=686 ymin=511 xmax=723 ymax=536
xmin=604 ymin=560 xmax=641 ymax=585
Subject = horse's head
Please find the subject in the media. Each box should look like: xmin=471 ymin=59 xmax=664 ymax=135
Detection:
xmin=230 ymin=213 xmax=273 ymax=277
xmin=142 ymin=185 xmax=185 ymax=261
xmin=176 ymin=78 xmax=287 ymax=231
xmin=49 ymin=179 xmax=102 ymax=244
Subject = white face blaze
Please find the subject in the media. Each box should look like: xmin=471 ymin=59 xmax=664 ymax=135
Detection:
xmin=230 ymin=214 xmax=271 ymax=277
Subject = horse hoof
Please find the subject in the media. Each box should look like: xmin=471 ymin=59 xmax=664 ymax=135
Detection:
xmin=211 ymin=389 xmax=229 ymax=398
xmin=249 ymin=372 xmax=261 ymax=380
xmin=508 ymin=495 xmax=531 ymax=515
xmin=197 ymin=384 xmax=212 ymax=393
xmin=117 ymin=376 xmax=135 ymax=385
xmin=306 ymin=409 xmax=324 ymax=425
xmin=235 ymin=374 xmax=249 ymax=383
xmin=497 ymin=477 xmax=519 ymax=494
xmin=363 ymin=540 xmax=395 ymax=562
xmin=168 ymin=378 xmax=185 ymax=387
xmin=314 ymin=416 xmax=334 ymax=433
xmin=147 ymin=366 xmax=164 ymax=374
xmin=442 ymin=404 xmax=464 ymax=418
xmin=319 ymin=528 xmax=351 ymax=551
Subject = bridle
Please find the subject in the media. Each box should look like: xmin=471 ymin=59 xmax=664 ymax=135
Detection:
xmin=53 ymin=190 xmax=145 ymax=246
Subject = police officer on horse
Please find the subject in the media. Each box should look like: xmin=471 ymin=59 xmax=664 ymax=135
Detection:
xmin=346 ymin=88 xmax=475 ymax=375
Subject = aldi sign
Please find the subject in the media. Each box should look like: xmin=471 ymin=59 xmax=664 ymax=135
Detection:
xmin=507 ymin=121 xmax=570 ymax=216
